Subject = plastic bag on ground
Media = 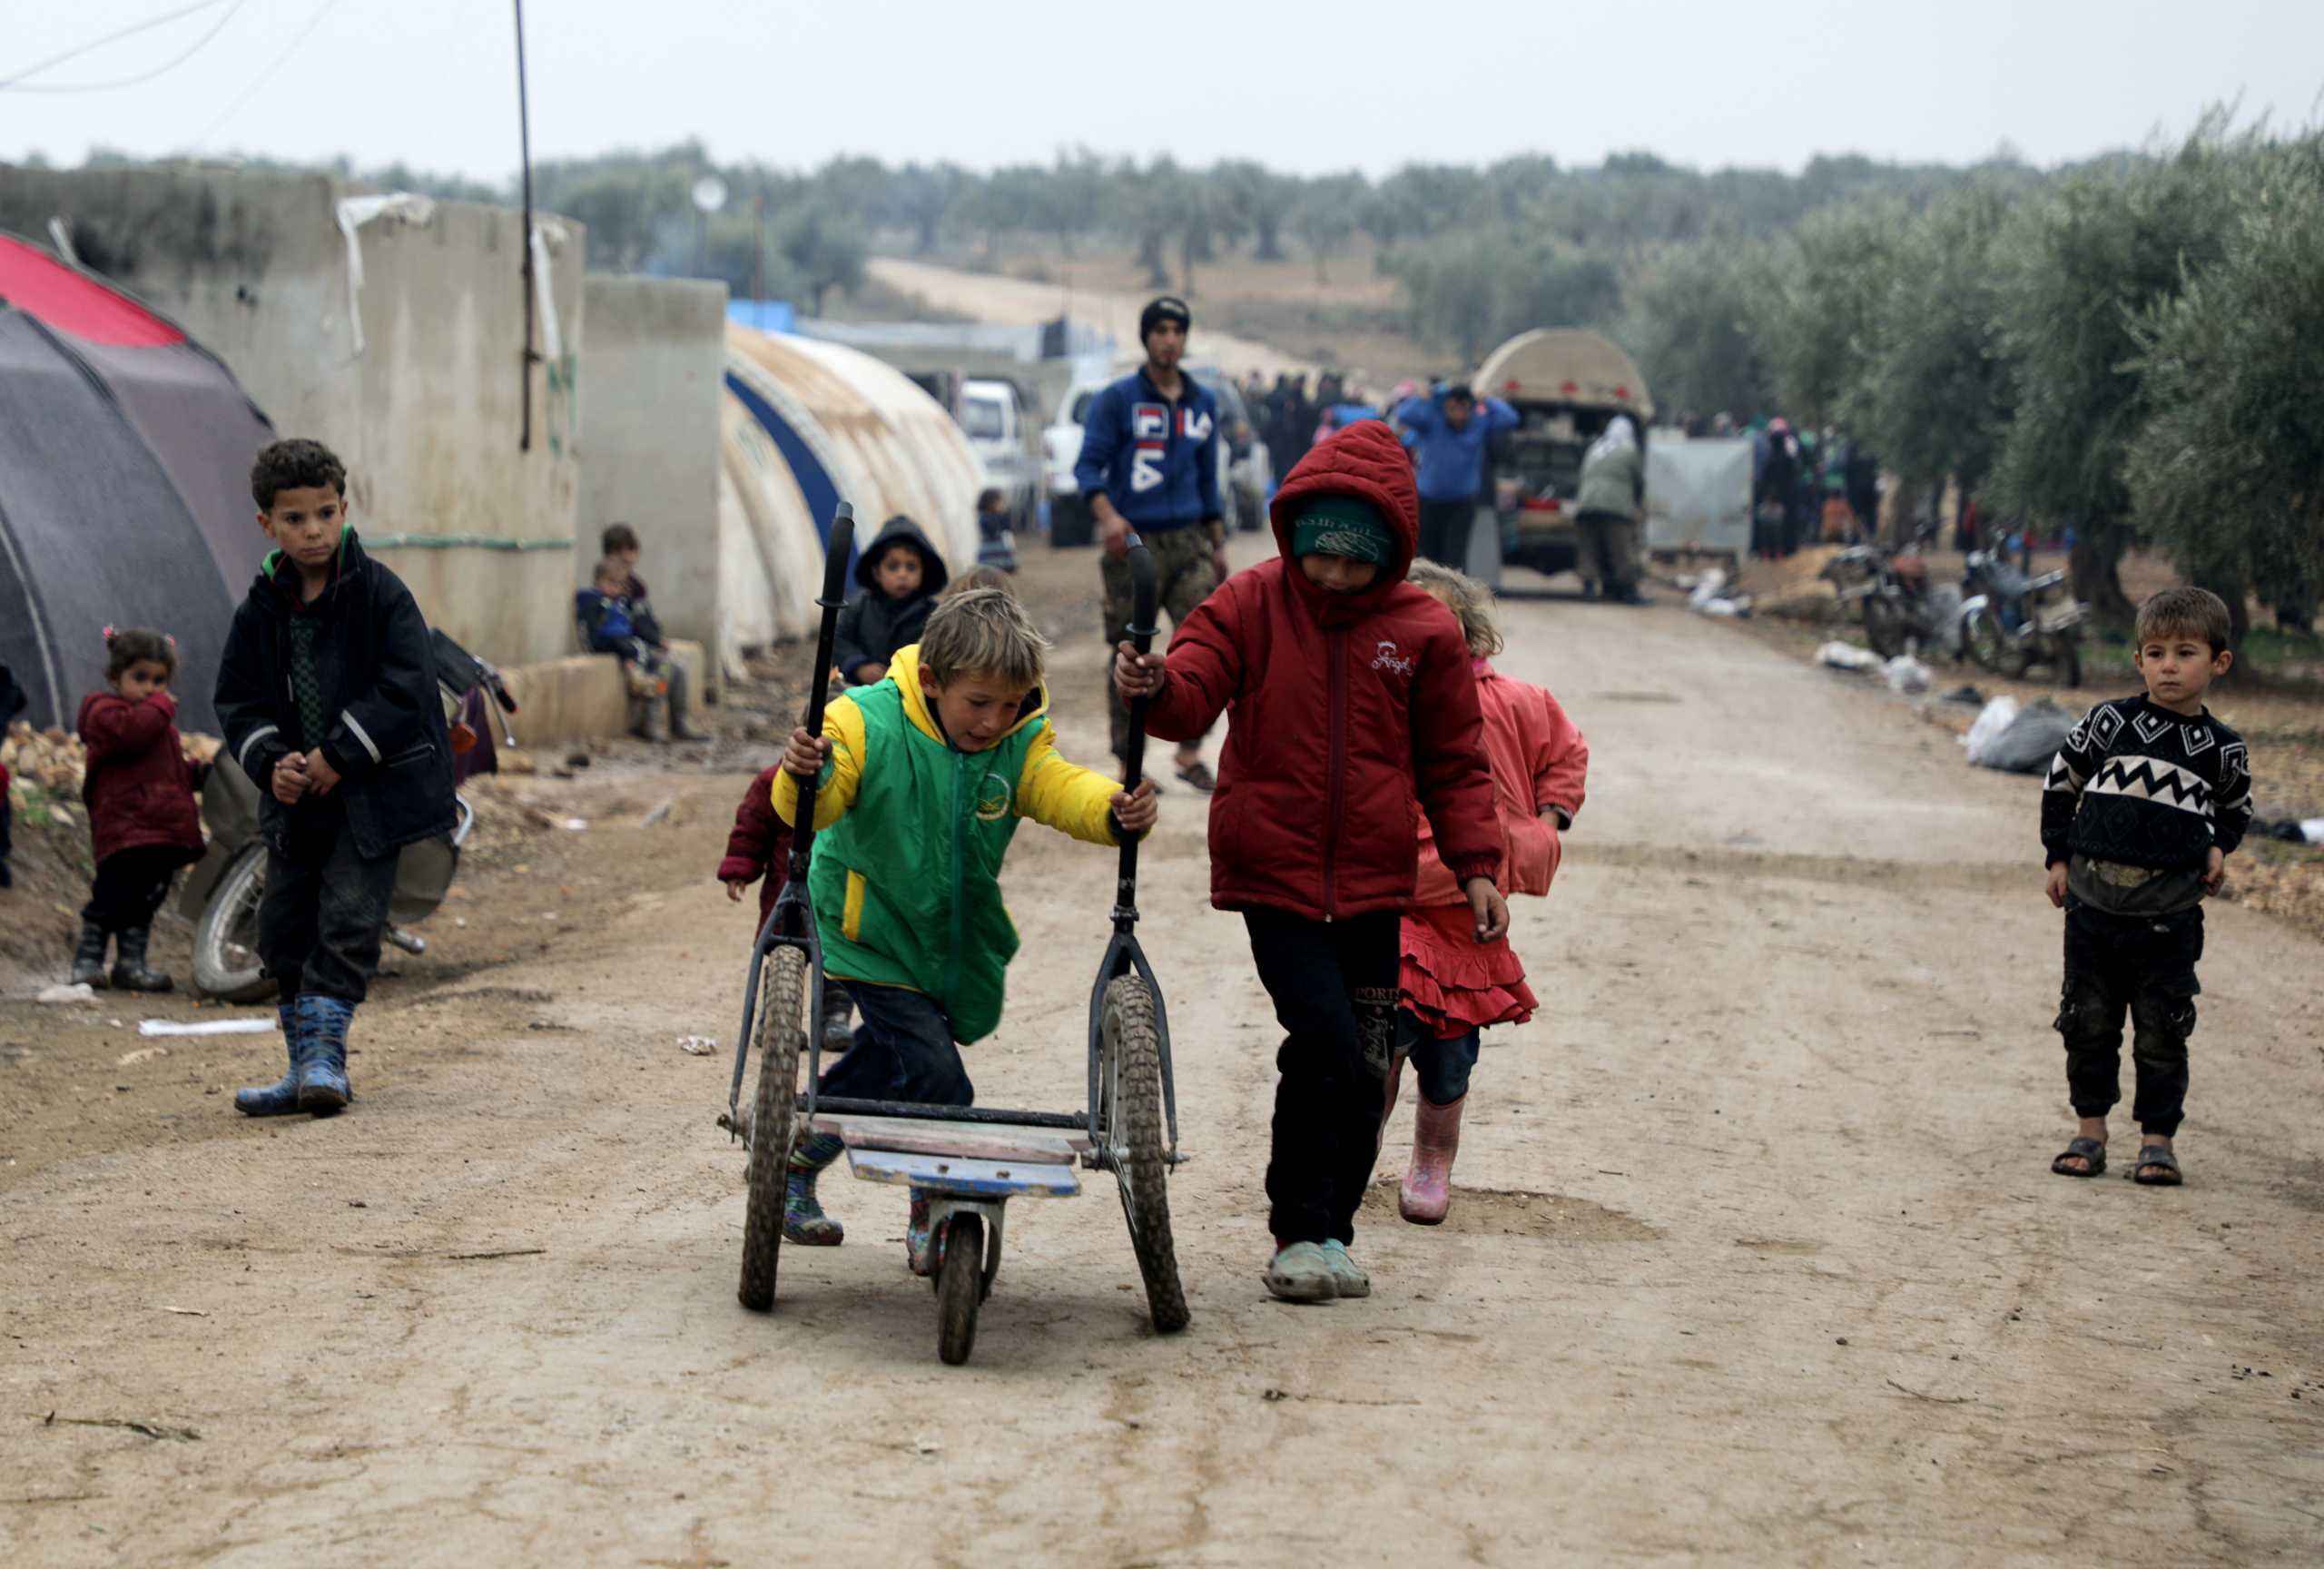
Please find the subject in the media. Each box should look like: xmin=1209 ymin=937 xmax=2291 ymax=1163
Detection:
xmin=1884 ymin=656 xmax=1933 ymax=696
xmin=1974 ymin=697 xmax=2082 ymax=775
xmin=1961 ymin=696 xmax=2021 ymax=764
xmin=1817 ymin=641 xmax=1883 ymax=674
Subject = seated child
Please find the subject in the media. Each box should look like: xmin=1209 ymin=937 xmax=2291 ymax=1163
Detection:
xmin=73 ymin=628 xmax=210 ymax=991
xmin=774 ymin=587 xmax=1157 ymax=1267
xmin=975 ymin=487 xmax=1020 ymax=575
xmin=577 ymin=558 xmax=703 ymax=741
xmin=1391 ymin=561 xmax=1589 ymax=1223
xmin=600 ymin=522 xmax=665 ymax=646
xmin=1113 ymin=419 xmax=1504 ymax=1303
xmin=717 ymin=764 xmax=854 ymax=1051
xmin=833 ymin=515 xmax=948 ymax=686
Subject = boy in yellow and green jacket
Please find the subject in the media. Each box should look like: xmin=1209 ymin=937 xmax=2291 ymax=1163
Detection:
xmin=773 ymin=587 xmax=1158 ymax=1258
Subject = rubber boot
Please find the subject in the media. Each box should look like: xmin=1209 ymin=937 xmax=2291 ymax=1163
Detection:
xmin=235 ymin=1003 xmax=306 ymax=1117
xmin=784 ymin=1132 xmax=845 ymax=1245
xmin=1399 ymin=1093 xmax=1466 ymax=1225
xmin=109 ymin=926 xmax=174 ymax=993
xmin=69 ymin=921 xmax=111 ymax=989
xmin=293 ymin=994 xmax=354 ymax=1114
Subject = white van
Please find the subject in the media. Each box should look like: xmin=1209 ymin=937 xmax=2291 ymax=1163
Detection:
xmin=960 ymin=379 xmax=1037 ymax=532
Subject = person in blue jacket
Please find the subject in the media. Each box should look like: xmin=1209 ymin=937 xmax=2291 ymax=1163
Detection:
xmin=1394 ymin=382 xmax=1520 ymax=568
xmin=1074 ymin=296 xmax=1227 ymax=789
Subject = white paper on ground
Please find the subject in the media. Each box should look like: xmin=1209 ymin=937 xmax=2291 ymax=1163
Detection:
xmin=137 ymin=1017 xmax=276 ymax=1038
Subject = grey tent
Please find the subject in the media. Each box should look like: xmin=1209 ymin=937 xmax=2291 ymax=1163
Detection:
xmin=0 ymin=232 xmax=273 ymax=734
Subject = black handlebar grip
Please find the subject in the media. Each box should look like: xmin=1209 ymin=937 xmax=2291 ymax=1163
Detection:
xmin=1126 ymin=536 xmax=1159 ymax=655
xmin=821 ymin=502 xmax=856 ymax=607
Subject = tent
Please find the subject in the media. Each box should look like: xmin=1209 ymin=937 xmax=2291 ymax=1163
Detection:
xmin=721 ymin=326 xmax=985 ymax=642
xmin=0 ymin=232 xmax=274 ymax=733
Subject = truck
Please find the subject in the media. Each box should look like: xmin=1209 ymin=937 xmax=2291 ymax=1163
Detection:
xmin=1473 ymin=329 xmax=1656 ymax=582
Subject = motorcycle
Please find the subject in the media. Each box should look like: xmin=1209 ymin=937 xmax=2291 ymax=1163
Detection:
xmin=1958 ymin=548 xmax=2086 ymax=687
xmin=178 ymin=629 xmax=518 ymax=1002
xmin=1820 ymin=542 xmax=1943 ymax=658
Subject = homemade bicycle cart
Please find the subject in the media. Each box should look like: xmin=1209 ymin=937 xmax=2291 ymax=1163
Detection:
xmin=721 ymin=504 xmax=1188 ymax=1365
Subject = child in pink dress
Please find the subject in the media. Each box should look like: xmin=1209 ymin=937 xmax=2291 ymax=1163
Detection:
xmin=1392 ymin=562 xmax=1589 ymax=1222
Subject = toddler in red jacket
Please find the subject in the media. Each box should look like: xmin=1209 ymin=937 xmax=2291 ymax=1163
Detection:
xmin=716 ymin=763 xmax=854 ymax=1050
xmin=1114 ymin=419 xmax=1505 ymax=1303
xmin=1391 ymin=561 xmax=1589 ymax=1224
xmin=74 ymin=628 xmax=208 ymax=992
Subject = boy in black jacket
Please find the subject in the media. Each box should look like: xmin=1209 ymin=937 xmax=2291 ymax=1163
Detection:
xmin=215 ymin=439 xmax=458 ymax=1117
xmin=2042 ymin=587 xmax=2252 ymax=1187
xmin=832 ymin=515 xmax=948 ymax=686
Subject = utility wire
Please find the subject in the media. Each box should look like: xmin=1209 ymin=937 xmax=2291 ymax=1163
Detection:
xmin=195 ymin=0 xmax=343 ymax=146
xmin=0 ymin=0 xmax=246 ymax=94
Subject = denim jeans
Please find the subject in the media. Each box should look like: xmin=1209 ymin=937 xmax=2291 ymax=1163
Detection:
xmin=259 ymin=802 xmax=399 ymax=1006
xmin=1395 ymin=1011 xmax=1482 ymax=1105
xmin=819 ymin=981 xmax=972 ymax=1108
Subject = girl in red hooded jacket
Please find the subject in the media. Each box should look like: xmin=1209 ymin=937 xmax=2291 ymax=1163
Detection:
xmin=72 ymin=628 xmax=208 ymax=992
xmin=1114 ymin=419 xmax=1505 ymax=1304
xmin=1391 ymin=561 xmax=1589 ymax=1224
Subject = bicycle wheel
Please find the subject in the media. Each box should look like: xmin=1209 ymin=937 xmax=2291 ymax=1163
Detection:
xmin=737 ymin=945 xmax=806 ymax=1312
xmin=192 ymin=846 xmax=276 ymax=1003
xmin=1964 ymin=606 xmax=2010 ymax=675
xmin=1098 ymin=975 xmax=1189 ymax=1333
xmin=936 ymin=1212 xmax=984 ymax=1366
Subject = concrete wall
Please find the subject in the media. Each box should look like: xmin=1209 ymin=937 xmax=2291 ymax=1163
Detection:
xmin=0 ymin=164 xmax=585 ymax=669
xmin=577 ymin=275 xmax=726 ymax=656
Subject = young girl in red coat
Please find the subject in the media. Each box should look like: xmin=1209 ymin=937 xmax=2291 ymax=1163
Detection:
xmin=1392 ymin=561 xmax=1589 ymax=1223
xmin=73 ymin=628 xmax=208 ymax=992
xmin=1114 ymin=419 xmax=1505 ymax=1303
xmin=717 ymin=765 xmax=854 ymax=1050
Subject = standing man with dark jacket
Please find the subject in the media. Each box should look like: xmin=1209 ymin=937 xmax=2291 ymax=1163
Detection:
xmin=1075 ymin=296 xmax=1227 ymax=790
xmin=1394 ymin=382 xmax=1521 ymax=568
xmin=216 ymin=439 xmax=458 ymax=1118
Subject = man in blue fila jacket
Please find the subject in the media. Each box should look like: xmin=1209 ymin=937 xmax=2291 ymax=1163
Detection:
xmin=1076 ymin=295 xmax=1226 ymax=789
xmin=1393 ymin=381 xmax=1520 ymax=569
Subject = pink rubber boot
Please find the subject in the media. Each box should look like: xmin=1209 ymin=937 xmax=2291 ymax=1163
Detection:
xmin=1399 ymin=1093 xmax=1466 ymax=1224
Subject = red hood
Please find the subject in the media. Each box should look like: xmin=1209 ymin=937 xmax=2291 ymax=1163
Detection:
xmin=1268 ymin=420 xmax=1419 ymax=626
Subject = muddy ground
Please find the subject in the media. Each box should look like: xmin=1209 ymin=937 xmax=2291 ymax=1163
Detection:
xmin=4 ymin=539 xmax=2321 ymax=1567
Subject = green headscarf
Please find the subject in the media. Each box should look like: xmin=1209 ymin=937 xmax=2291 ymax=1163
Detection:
xmin=1290 ymin=495 xmax=1393 ymax=565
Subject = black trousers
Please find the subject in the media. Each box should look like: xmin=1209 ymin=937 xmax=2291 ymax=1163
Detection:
xmin=1244 ymin=908 xmax=1400 ymax=1246
xmin=1417 ymin=498 xmax=1477 ymax=568
xmin=2057 ymin=899 xmax=2203 ymax=1138
xmin=83 ymin=844 xmax=193 ymax=933
xmin=258 ymin=803 xmax=399 ymax=1007
xmin=819 ymin=981 xmax=971 ymax=1108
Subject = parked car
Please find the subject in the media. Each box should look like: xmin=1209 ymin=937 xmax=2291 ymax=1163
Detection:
xmin=1042 ymin=362 xmax=1264 ymax=548
xmin=960 ymin=378 xmax=1038 ymax=533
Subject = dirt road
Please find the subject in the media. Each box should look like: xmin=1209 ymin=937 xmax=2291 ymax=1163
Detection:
xmin=5 ymin=543 xmax=2321 ymax=1566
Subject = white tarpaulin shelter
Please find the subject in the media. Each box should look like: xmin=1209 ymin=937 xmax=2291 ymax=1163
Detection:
xmin=1645 ymin=436 xmax=1753 ymax=557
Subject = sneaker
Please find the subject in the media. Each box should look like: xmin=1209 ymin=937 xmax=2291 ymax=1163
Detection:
xmin=1175 ymin=760 xmax=1217 ymax=794
xmin=1262 ymin=1241 xmax=1337 ymax=1303
xmin=1319 ymin=1239 xmax=1370 ymax=1298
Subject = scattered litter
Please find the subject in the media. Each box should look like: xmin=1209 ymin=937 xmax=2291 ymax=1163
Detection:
xmin=115 ymin=1046 xmax=168 ymax=1067
xmin=677 ymin=1036 xmax=718 ymax=1056
xmin=42 ymin=1411 xmax=201 ymax=1442
xmin=160 ymin=1307 xmax=208 ymax=1317
xmin=1815 ymin=641 xmax=1882 ymax=674
xmin=1970 ymin=697 xmax=2081 ymax=775
xmin=912 ymin=1436 xmax=942 ymax=1456
xmin=137 ymin=1017 xmax=274 ymax=1038
xmin=1684 ymin=567 xmax=1752 ymax=618
xmin=35 ymin=983 xmax=96 ymax=1006
xmin=561 ymin=818 xmax=588 ymax=833
xmin=2259 ymin=817 xmax=2324 ymax=845
xmin=641 ymin=798 xmax=675 ymax=828
xmin=1882 ymin=655 xmax=1933 ymax=696
xmin=1942 ymin=684 xmax=1986 ymax=706
xmin=1961 ymin=696 xmax=2021 ymax=764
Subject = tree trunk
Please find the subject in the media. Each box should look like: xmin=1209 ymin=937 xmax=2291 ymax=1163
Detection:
xmin=1256 ymin=219 xmax=1284 ymax=262
xmin=1179 ymin=236 xmax=1196 ymax=296
xmin=2193 ymin=574 xmax=2252 ymax=652
xmin=2068 ymin=529 xmax=2136 ymax=627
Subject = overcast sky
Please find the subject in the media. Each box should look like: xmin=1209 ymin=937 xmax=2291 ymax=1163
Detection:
xmin=3 ymin=0 xmax=2319 ymax=183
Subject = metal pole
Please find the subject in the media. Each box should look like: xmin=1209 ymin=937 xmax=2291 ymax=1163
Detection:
xmin=514 ymin=0 xmax=537 ymax=452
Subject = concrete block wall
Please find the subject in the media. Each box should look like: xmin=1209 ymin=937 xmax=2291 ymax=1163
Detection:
xmin=0 ymin=164 xmax=586 ymax=671
xmin=578 ymin=276 xmax=728 ymax=662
